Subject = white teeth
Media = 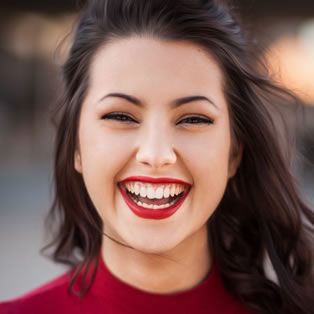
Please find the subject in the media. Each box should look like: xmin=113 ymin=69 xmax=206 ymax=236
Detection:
xmin=147 ymin=186 xmax=155 ymax=199
xmin=132 ymin=198 xmax=177 ymax=209
xmin=175 ymin=185 xmax=181 ymax=195
xmin=140 ymin=186 xmax=147 ymax=197
xmin=134 ymin=183 xmax=140 ymax=195
xmin=123 ymin=183 xmax=190 ymax=210
xmin=125 ymin=182 xmax=185 ymax=199
xmin=124 ymin=182 xmax=186 ymax=199
xmin=155 ymin=186 xmax=164 ymax=199
xmin=170 ymin=185 xmax=176 ymax=197
xmin=130 ymin=184 xmax=135 ymax=194
xmin=164 ymin=185 xmax=170 ymax=198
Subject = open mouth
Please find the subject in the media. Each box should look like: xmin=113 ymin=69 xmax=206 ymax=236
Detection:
xmin=119 ymin=183 xmax=190 ymax=210
xmin=126 ymin=188 xmax=184 ymax=209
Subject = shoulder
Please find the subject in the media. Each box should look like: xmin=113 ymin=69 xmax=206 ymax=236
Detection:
xmin=232 ymin=299 xmax=257 ymax=314
xmin=0 ymin=270 xmax=75 ymax=314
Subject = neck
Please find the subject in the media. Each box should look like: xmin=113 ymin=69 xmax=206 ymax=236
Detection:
xmin=101 ymin=226 xmax=211 ymax=294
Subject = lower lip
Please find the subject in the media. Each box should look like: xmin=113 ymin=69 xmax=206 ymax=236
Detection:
xmin=118 ymin=184 xmax=191 ymax=220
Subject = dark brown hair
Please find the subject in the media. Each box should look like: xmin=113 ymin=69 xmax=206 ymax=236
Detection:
xmin=41 ymin=1 xmax=314 ymax=313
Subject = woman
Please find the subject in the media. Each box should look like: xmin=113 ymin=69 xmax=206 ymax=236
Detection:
xmin=0 ymin=0 xmax=313 ymax=313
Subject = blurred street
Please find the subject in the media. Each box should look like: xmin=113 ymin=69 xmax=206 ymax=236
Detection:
xmin=0 ymin=0 xmax=313 ymax=301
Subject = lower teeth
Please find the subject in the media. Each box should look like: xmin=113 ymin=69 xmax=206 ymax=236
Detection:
xmin=129 ymin=194 xmax=179 ymax=210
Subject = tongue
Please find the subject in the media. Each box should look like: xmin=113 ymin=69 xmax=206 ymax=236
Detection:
xmin=137 ymin=195 xmax=174 ymax=205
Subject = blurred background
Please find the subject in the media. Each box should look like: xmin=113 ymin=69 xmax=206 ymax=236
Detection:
xmin=0 ymin=0 xmax=313 ymax=301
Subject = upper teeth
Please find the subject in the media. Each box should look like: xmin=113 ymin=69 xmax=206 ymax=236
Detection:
xmin=124 ymin=182 xmax=186 ymax=199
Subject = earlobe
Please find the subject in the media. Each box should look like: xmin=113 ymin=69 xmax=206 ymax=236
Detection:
xmin=74 ymin=151 xmax=82 ymax=173
xmin=228 ymin=143 xmax=244 ymax=179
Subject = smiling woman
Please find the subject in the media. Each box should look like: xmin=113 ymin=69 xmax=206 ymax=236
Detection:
xmin=73 ymin=37 xmax=237 ymax=260
xmin=0 ymin=0 xmax=313 ymax=314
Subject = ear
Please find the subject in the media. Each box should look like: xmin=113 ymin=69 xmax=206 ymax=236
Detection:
xmin=228 ymin=142 xmax=244 ymax=179
xmin=74 ymin=150 xmax=82 ymax=173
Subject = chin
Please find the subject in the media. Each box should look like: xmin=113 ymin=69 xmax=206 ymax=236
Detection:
xmin=125 ymin=234 xmax=183 ymax=255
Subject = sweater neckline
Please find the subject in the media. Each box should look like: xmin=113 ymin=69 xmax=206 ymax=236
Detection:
xmin=90 ymin=251 xmax=224 ymax=309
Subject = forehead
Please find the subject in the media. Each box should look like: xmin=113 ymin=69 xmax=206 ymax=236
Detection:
xmin=88 ymin=36 xmax=226 ymax=108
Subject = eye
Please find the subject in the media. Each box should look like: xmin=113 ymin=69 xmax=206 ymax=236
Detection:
xmin=101 ymin=112 xmax=137 ymax=124
xmin=102 ymin=113 xmax=214 ymax=125
xmin=178 ymin=116 xmax=214 ymax=125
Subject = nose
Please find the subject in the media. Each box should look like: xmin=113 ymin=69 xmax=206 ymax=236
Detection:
xmin=135 ymin=123 xmax=177 ymax=169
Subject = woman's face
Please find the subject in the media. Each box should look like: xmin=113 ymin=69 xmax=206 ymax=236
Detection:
xmin=74 ymin=37 xmax=242 ymax=253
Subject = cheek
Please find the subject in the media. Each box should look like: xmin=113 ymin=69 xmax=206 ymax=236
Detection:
xmin=79 ymin=123 xmax=134 ymax=172
xmin=179 ymin=128 xmax=231 ymax=214
xmin=177 ymin=126 xmax=231 ymax=175
xmin=78 ymin=125 xmax=134 ymax=211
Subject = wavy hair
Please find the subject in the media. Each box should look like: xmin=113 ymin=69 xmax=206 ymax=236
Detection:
xmin=41 ymin=1 xmax=314 ymax=313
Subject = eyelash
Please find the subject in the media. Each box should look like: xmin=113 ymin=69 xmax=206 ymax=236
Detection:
xmin=102 ymin=112 xmax=214 ymax=125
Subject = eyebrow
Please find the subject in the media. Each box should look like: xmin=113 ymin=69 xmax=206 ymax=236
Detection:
xmin=97 ymin=92 xmax=219 ymax=110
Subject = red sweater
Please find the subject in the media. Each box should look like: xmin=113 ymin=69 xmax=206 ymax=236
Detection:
xmin=0 ymin=254 xmax=255 ymax=314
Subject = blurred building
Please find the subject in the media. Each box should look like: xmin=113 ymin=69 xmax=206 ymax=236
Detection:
xmin=0 ymin=0 xmax=313 ymax=301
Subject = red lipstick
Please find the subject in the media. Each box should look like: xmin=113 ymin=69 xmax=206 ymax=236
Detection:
xmin=120 ymin=176 xmax=191 ymax=185
xmin=118 ymin=176 xmax=192 ymax=220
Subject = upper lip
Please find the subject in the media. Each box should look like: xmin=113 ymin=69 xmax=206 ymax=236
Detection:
xmin=119 ymin=176 xmax=192 ymax=186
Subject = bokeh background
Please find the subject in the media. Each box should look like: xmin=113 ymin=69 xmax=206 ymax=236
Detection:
xmin=0 ymin=0 xmax=313 ymax=301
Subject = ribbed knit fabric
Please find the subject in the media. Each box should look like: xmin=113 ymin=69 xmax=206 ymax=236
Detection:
xmin=0 ymin=253 xmax=255 ymax=314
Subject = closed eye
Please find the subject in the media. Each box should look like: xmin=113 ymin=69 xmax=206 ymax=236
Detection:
xmin=178 ymin=116 xmax=214 ymax=125
xmin=102 ymin=112 xmax=136 ymax=123
xmin=102 ymin=113 xmax=214 ymax=125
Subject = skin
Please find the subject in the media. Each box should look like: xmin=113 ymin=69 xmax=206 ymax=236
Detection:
xmin=74 ymin=37 xmax=243 ymax=294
